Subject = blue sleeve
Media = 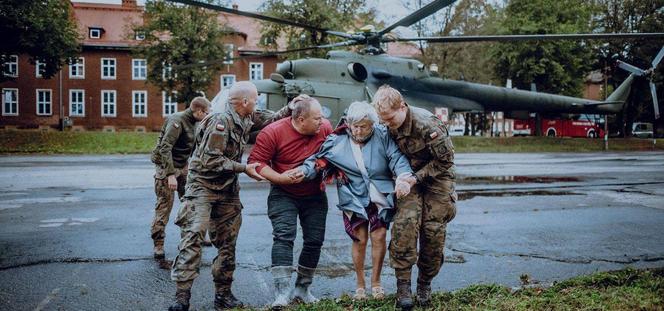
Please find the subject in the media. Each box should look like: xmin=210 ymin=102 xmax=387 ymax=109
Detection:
xmin=300 ymin=134 xmax=337 ymax=181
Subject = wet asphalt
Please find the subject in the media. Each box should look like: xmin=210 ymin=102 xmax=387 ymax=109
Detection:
xmin=1 ymin=151 xmax=663 ymax=310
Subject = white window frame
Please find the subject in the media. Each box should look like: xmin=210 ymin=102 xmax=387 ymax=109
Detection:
xmin=35 ymin=60 xmax=45 ymax=78
xmin=223 ymin=44 xmax=234 ymax=65
xmin=2 ymin=88 xmax=18 ymax=116
xmin=69 ymin=57 xmax=85 ymax=79
xmin=132 ymin=59 xmax=147 ymax=80
xmin=69 ymin=89 xmax=85 ymax=117
xmin=89 ymin=28 xmax=101 ymax=39
xmin=101 ymin=90 xmax=117 ymax=117
xmin=250 ymin=62 xmax=263 ymax=81
xmin=35 ymin=89 xmax=52 ymax=116
xmin=162 ymin=62 xmax=176 ymax=80
xmin=135 ymin=31 xmax=145 ymax=41
xmin=162 ymin=91 xmax=178 ymax=116
xmin=101 ymin=58 xmax=116 ymax=80
xmin=132 ymin=90 xmax=148 ymax=117
xmin=4 ymin=55 xmax=18 ymax=77
xmin=221 ymin=74 xmax=236 ymax=89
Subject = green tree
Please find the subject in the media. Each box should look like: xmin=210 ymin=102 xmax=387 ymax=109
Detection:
xmin=258 ymin=0 xmax=373 ymax=58
xmin=0 ymin=0 xmax=81 ymax=81
xmin=593 ymin=0 xmax=664 ymax=135
xmin=132 ymin=0 xmax=228 ymax=105
xmin=491 ymin=0 xmax=596 ymax=97
xmin=411 ymin=0 xmax=502 ymax=85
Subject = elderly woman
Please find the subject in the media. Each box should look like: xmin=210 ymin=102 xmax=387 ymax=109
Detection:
xmin=293 ymin=101 xmax=413 ymax=300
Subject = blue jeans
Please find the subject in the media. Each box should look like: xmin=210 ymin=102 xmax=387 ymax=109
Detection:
xmin=267 ymin=186 xmax=328 ymax=269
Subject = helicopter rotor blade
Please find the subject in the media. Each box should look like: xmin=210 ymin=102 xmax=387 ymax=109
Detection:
xmin=651 ymin=82 xmax=660 ymax=119
xmin=166 ymin=0 xmax=354 ymax=40
xmin=384 ymin=32 xmax=664 ymax=43
xmin=377 ymin=0 xmax=457 ymax=37
xmin=653 ymin=46 xmax=664 ymax=68
xmin=616 ymin=61 xmax=647 ymax=76
xmin=172 ymin=40 xmax=361 ymax=70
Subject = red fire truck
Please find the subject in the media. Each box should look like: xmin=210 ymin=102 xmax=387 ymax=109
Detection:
xmin=513 ymin=117 xmax=604 ymax=138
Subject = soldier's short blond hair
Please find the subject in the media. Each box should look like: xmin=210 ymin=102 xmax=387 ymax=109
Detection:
xmin=190 ymin=96 xmax=210 ymax=111
xmin=372 ymin=85 xmax=404 ymax=113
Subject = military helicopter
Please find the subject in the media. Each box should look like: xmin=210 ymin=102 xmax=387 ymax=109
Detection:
xmin=169 ymin=0 xmax=664 ymax=126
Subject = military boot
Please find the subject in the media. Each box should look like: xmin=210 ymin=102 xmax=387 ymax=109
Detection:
xmin=396 ymin=279 xmax=414 ymax=310
xmin=214 ymin=288 xmax=244 ymax=310
xmin=292 ymin=265 xmax=318 ymax=303
xmin=416 ymin=280 xmax=432 ymax=307
xmin=168 ymin=288 xmax=190 ymax=311
xmin=153 ymin=240 xmax=165 ymax=259
xmin=271 ymin=266 xmax=292 ymax=310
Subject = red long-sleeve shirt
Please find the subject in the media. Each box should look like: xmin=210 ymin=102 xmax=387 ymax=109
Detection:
xmin=248 ymin=117 xmax=333 ymax=196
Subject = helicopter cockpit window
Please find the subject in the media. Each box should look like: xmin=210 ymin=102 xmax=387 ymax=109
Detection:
xmin=257 ymin=93 xmax=267 ymax=110
xmin=347 ymin=63 xmax=368 ymax=82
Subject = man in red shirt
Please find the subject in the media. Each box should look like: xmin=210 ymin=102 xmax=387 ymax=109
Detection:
xmin=248 ymin=94 xmax=333 ymax=308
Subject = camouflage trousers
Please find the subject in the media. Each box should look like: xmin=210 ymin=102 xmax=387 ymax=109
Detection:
xmin=389 ymin=179 xmax=457 ymax=283
xmin=151 ymin=166 xmax=187 ymax=243
xmin=170 ymin=186 xmax=242 ymax=291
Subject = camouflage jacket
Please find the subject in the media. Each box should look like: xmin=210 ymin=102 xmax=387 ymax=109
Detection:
xmin=186 ymin=105 xmax=291 ymax=192
xmin=389 ymin=105 xmax=455 ymax=183
xmin=151 ymin=108 xmax=197 ymax=176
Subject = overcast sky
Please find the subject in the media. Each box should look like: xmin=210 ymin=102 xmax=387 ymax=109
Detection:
xmin=71 ymin=0 xmax=418 ymax=36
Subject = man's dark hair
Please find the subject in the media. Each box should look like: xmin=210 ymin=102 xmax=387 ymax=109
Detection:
xmin=290 ymin=94 xmax=320 ymax=119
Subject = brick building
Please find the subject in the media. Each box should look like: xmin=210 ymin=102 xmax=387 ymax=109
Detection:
xmin=0 ymin=0 xmax=279 ymax=132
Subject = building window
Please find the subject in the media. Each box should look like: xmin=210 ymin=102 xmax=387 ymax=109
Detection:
xmin=162 ymin=62 xmax=175 ymax=80
xmin=2 ymin=88 xmax=18 ymax=116
xmin=223 ymin=44 xmax=234 ymax=64
xmin=132 ymin=90 xmax=147 ymax=117
xmin=89 ymin=28 xmax=101 ymax=39
xmin=250 ymin=62 xmax=263 ymax=81
xmin=132 ymin=59 xmax=147 ymax=80
xmin=221 ymin=74 xmax=236 ymax=89
xmin=3 ymin=55 xmax=18 ymax=77
xmin=101 ymin=58 xmax=116 ymax=79
xmin=36 ymin=89 xmax=52 ymax=116
xmin=163 ymin=91 xmax=177 ymax=116
xmin=101 ymin=90 xmax=116 ymax=117
xmin=35 ymin=61 xmax=45 ymax=78
xmin=69 ymin=89 xmax=85 ymax=116
xmin=69 ymin=57 xmax=84 ymax=79
xmin=135 ymin=31 xmax=145 ymax=41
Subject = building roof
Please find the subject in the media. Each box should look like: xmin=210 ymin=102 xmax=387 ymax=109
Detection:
xmin=72 ymin=1 xmax=143 ymax=49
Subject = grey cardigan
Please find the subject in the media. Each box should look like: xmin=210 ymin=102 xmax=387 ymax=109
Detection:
xmin=300 ymin=124 xmax=412 ymax=222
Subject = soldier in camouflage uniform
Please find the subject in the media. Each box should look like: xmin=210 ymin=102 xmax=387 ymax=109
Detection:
xmin=372 ymin=85 xmax=457 ymax=310
xmin=169 ymin=81 xmax=291 ymax=311
xmin=150 ymin=97 xmax=210 ymax=259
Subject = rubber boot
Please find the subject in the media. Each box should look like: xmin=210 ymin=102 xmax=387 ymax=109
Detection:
xmin=292 ymin=265 xmax=318 ymax=303
xmin=168 ymin=282 xmax=192 ymax=311
xmin=396 ymin=279 xmax=414 ymax=310
xmin=271 ymin=266 xmax=292 ymax=310
xmin=416 ymin=280 xmax=432 ymax=307
xmin=153 ymin=240 xmax=165 ymax=259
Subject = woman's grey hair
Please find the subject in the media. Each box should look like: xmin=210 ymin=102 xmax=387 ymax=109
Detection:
xmin=346 ymin=101 xmax=378 ymax=125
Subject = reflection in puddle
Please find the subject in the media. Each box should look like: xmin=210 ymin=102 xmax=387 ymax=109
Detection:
xmin=460 ymin=176 xmax=583 ymax=184
xmin=459 ymin=190 xmax=582 ymax=201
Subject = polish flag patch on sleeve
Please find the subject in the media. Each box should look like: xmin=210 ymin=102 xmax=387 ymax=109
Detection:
xmin=216 ymin=124 xmax=225 ymax=131
xmin=429 ymin=131 xmax=438 ymax=139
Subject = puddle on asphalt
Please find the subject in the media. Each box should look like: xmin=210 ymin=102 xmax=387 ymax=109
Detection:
xmin=458 ymin=190 xmax=582 ymax=201
xmin=459 ymin=176 xmax=583 ymax=184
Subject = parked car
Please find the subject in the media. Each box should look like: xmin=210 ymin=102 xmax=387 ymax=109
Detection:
xmin=632 ymin=122 xmax=654 ymax=138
